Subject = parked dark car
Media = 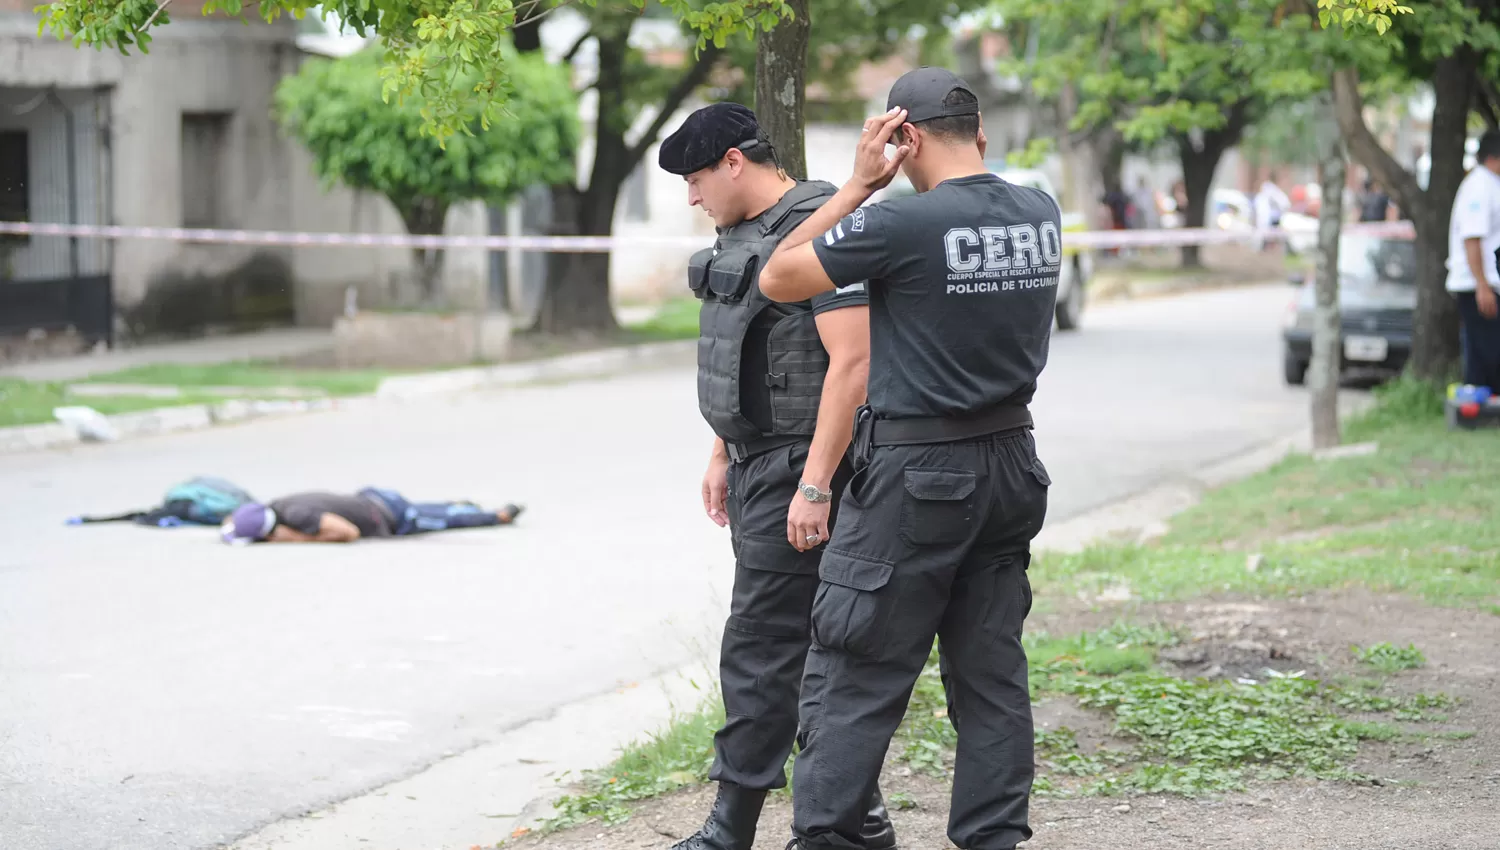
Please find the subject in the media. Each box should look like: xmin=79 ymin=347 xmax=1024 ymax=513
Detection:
xmin=1282 ymin=235 xmax=1416 ymax=385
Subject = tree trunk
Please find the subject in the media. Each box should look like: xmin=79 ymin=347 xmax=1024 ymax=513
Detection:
xmin=1410 ymin=54 xmax=1472 ymax=380
xmin=512 ymin=10 xmax=542 ymax=53
xmin=1175 ymin=138 xmax=1222 ymax=269
xmin=753 ymin=0 xmax=811 ymax=179
xmin=1310 ymin=96 xmax=1345 ymax=450
xmin=533 ymin=184 xmax=620 ymax=334
xmin=398 ymin=199 xmax=449 ymax=307
xmin=1094 ymin=126 xmax=1125 ymax=200
xmin=522 ymin=12 xmax=725 ymax=335
xmin=1054 ymin=83 xmax=1103 ymax=226
xmin=1332 ymin=61 xmax=1470 ymax=381
xmin=1171 ymin=102 xmax=1250 ymax=269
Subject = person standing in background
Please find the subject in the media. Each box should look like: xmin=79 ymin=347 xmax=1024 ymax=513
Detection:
xmin=1447 ymin=131 xmax=1500 ymax=390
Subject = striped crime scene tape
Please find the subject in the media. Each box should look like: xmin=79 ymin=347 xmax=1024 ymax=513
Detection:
xmin=0 ymin=219 xmax=1417 ymax=252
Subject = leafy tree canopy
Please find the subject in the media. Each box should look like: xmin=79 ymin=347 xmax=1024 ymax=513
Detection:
xmin=35 ymin=0 xmax=792 ymax=144
xmin=274 ymin=43 xmax=579 ymax=224
xmin=985 ymin=0 xmax=1409 ymax=148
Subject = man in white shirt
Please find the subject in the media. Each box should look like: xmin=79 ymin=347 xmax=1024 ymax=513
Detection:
xmin=1446 ymin=131 xmax=1500 ymax=389
xmin=1254 ymin=175 xmax=1290 ymax=253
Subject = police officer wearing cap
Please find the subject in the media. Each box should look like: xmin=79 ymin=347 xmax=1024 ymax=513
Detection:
xmin=656 ymin=102 xmax=900 ymax=850
xmin=760 ymin=68 xmax=1059 ymax=850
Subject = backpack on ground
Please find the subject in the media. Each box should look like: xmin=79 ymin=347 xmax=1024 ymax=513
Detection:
xmin=68 ymin=476 xmax=256 ymax=527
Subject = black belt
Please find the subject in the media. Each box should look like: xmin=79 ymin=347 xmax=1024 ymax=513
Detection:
xmin=858 ymin=403 xmax=1033 ymax=450
xmin=724 ymin=434 xmax=803 ymax=463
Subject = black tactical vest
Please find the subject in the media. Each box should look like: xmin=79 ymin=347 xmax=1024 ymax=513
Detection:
xmin=689 ymin=180 xmax=838 ymax=444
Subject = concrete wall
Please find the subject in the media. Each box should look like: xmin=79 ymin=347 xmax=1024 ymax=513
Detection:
xmin=283 ymin=135 xmax=490 ymax=326
xmin=1 ymin=11 xmax=491 ymax=334
xmin=1 ymin=13 xmax=302 ymax=335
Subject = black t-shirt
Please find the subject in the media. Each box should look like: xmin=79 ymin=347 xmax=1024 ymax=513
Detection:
xmin=269 ymin=492 xmax=393 ymax=538
xmin=740 ymin=285 xmax=868 ymax=431
xmin=1360 ymin=191 xmax=1390 ymax=223
xmin=811 ymin=173 xmax=1062 ymax=420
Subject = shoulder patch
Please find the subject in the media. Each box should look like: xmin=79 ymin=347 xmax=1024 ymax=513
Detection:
xmin=851 ymin=208 xmax=866 ymax=233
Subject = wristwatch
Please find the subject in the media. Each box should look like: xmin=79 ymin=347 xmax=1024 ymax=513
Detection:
xmin=797 ymin=481 xmax=833 ymax=503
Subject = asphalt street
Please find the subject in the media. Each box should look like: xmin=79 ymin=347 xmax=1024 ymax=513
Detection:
xmin=0 ymin=283 xmax=1319 ymax=850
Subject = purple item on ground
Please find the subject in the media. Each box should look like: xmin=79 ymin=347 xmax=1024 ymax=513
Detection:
xmin=221 ymin=503 xmax=276 ymax=545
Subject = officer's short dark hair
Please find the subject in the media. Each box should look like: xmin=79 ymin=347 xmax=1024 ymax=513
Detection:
xmin=897 ymin=88 xmax=981 ymax=146
xmin=1479 ymin=131 xmax=1500 ymax=164
xmin=711 ymin=138 xmax=786 ymax=172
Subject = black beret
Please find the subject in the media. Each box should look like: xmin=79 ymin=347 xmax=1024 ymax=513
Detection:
xmin=658 ymin=102 xmax=765 ymax=176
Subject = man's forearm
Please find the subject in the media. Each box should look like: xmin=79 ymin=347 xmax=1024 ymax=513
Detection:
xmin=1466 ymin=239 xmax=1491 ymax=291
xmin=800 ymin=359 xmax=869 ymax=491
xmin=711 ymin=436 xmax=728 ymax=460
xmin=267 ymin=526 xmax=316 ymax=543
xmin=773 ymin=184 xmax=872 ymax=260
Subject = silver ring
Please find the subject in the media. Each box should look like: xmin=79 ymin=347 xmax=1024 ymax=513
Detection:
xmin=806 ymin=534 xmax=820 ymax=543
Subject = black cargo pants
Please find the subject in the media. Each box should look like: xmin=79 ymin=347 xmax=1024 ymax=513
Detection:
xmin=712 ymin=439 xmax=852 ymax=789
xmin=791 ymin=428 xmax=1050 ymax=850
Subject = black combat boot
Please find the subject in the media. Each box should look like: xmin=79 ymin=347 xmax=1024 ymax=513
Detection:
xmin=861 ymin=787 xmax=898 ymax=850
xmin=669 ymin=782 xmax=767 ymax=850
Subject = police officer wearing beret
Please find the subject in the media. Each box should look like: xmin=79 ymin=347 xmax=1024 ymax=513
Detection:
xmin=760 ymin=69 xmax=1059 ymax=850
xmin=656 ymin=102 xmax=899 ymax=850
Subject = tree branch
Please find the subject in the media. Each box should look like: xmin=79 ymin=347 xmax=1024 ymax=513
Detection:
xmin=1476 ymin=73 xmax=1500 ymax=131
xmin=624 ymin=44 xmax=725 ymax=174
xmin=1207 ymin=98 xmax=1252 ymax=153
xmin=562 ymin=30 xmax=591 ymax=64
xmin=141 ymin=0 xmax=171 ymax=29
xmin=1331 ymin=66 xmax=1424 ymax=216
xmin=515 ymin=0 xmax=585 ymax=29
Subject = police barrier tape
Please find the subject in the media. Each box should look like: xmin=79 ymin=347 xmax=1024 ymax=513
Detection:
xmin=0 ymin=218 xmax=1417 ymax=252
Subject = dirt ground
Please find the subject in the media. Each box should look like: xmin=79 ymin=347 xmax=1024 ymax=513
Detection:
xmin=506 ymin=590 xmax=1500 ymax=850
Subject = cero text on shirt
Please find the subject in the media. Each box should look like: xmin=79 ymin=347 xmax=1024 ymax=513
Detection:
xmin=942 ymin=221 xmax=1062 ymax=294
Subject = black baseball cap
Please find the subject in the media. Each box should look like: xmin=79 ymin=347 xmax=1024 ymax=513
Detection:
xmin=885 ymin=67 xmax=979 ymax=124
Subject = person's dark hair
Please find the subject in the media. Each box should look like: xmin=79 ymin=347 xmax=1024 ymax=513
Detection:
xmin=742 ymin=138 xmax=781 ymax=168
xmin=1478 ymin=130 xmax=1500 ymax=164
xmin=710 ymin=137 xmax=782 ymax=171
xmin=896 ymin=88 xmax=981 ymax=146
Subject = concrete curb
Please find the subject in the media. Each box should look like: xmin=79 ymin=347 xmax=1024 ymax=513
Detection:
xmin=1033 ymin=393 xmax=1376 ymax=554
xmin=0 ymin=341 xmax=695 ymax=457
xmin=374 ymin=340 xmax=696 ymax=400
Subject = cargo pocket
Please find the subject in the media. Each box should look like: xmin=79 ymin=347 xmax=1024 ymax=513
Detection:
xmin=1027 ymin=456 xmax=1052 ymax=489
xmin=705 ymin=247 xmax=760 ymax=301
xmin=810 ymin=550 xmax=894 ymax=658
xmin=898 ymin=468 xmax=977 ymax=546
xmin=687 ymin=247 xmax=714 ymax=299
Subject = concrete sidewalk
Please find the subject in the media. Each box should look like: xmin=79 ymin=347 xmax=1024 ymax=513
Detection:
xmin=1 ymin=305 xmax=666 ymax=385
xmin=0 ymin=328 xmax=337 ymax=382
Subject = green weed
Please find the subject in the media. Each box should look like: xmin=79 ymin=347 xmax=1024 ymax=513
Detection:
xmin=1352 ymin=642 xmax=1426 ymax=673
xmin=1343 ymin=374 xmax=1448 ymax=440
xmin=1343 ymin=721 xmax=1402 ymax=742
xmin=539 ymin=698 xmax=724 ymax=833
xmin=82 ymin=361 xmax=394 ymax=395
xmin=0 ymin=378 xmax=242 ymax=428
xmin=886 ymin=791 xmax=920 ymax=810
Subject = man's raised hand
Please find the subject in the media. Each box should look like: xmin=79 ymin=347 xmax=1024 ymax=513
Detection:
xmin=850 ymin=107 xmax=911 ymax=194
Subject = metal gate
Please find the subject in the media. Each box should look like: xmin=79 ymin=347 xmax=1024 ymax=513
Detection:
xmin=0 ymin=86 xmax=114 ymax=345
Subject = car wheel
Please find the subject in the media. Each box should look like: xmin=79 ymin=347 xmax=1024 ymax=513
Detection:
xmin=1056 ymin=258 xmax=1086 ymax=331
xmin=1283 ymin=348 xmax=1308 ymax=386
